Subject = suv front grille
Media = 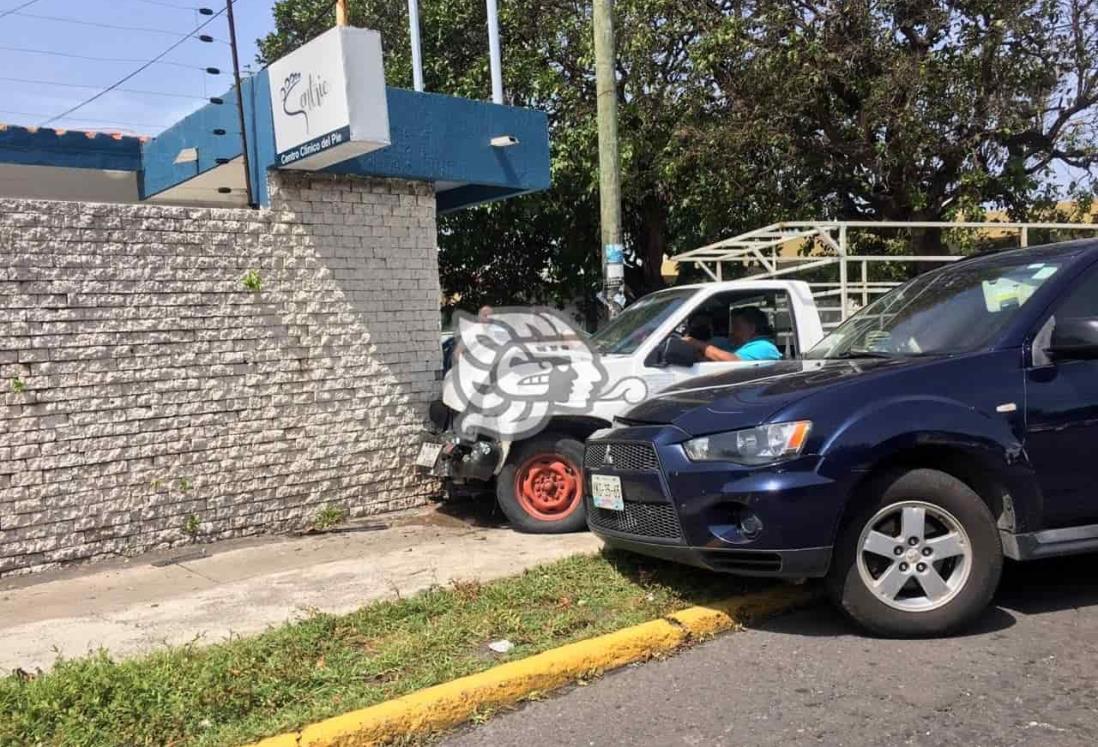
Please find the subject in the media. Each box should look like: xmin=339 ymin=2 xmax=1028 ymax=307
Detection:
xmin=584 ymin=441 xmax=660 ymax=472
xmin=588 ymin=501 xmax=683 ymax=541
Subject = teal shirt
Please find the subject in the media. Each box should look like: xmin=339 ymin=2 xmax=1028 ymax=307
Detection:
xmin=710 ymin=335 xmax=737 ymax=353
xmin=735 ymin=337 xmax=781 ymax=361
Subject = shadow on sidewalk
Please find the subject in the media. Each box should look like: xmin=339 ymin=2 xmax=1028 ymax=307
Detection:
xmin=599 ymin=547 xmax=775 ymax=608
xmin=430 ymin=494 xmax=510 ymax=529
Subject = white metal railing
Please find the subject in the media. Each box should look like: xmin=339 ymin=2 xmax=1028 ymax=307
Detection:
xmin=671 ymin=220 xmax=1098 ymax=328
xmin=405 ymin=0 xmax=503 ymax=103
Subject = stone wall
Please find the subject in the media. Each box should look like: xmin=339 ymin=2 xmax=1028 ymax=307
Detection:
xmin=0 ymin=172 xmax=442 ymax=576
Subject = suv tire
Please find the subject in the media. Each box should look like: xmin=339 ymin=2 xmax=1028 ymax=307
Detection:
xmin=496 ymin=433 xmax=587 ymax=534
xmin=827 ymin=468 xmax=1003 ymax=637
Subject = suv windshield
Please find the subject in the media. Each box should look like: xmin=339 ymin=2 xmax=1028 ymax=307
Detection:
xmin=592 ymin=287 xmax=696 ymax=355
xmin=806 ymin=253 xmax=1067 ymax=359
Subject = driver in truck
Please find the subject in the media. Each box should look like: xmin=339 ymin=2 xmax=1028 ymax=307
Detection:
xmin=685 ymin=306 xmax=782 ymax=362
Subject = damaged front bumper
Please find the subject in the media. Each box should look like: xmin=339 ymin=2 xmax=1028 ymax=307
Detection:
xmin=418 ymin=401 xmax=503 ymax=482
xmin=418 ymin=434 xmax=502 ymax=482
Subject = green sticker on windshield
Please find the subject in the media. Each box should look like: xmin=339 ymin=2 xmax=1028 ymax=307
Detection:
xmin=1033 ymin=267 xmax=1058 ymax=280
xmin=983 ymin=278 xmax=1036 ymax=312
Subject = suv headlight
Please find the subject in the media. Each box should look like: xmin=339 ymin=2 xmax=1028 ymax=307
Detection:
xmin=682 ymin=421 xmax=812 ymax=465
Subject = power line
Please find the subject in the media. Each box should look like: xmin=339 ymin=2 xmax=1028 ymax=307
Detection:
xmin=4 ymin=0 xmax=333 ymax=151
xmin=0 ymin=76 xmax=211 ymax=101
xmin=300 ymin=0 xmax=341 ymax=45
xmin=123 ymin=0 xmax=205 ymax=9
xmin=0 ymin=109 xmax=171 ymax=130
xmin=252 ymin=0 xmax=338 ymax=70
xmin=258 ymin=0 xmax=340 ymax=64
xmin=221 ymin=0 xmax=337 ymax=79
xmin=40 ymin=4 xmax=231 ymax=126
xmin=0 ymin=44 xmax=224 ymax=73
xmin=9 ymin=11 xmax=225 ymax=42
xmin=0 ymin=0 xmax=41 ymax=20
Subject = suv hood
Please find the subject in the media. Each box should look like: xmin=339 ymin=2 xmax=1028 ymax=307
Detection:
xmin=621 ymin=358 xmax=919 ymax=435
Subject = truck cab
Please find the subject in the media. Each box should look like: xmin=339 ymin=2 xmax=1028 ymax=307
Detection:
xmin=424 ymin=280 xmax=824 ymax=533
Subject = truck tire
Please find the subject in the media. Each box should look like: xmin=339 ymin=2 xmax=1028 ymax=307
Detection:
xmin=496 ymin=433 xmax=587 ymax=534
xmin=827 ymin=468 xmax=1002 ymax=637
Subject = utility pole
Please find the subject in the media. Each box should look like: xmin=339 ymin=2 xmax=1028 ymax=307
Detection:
xmin=336 ymin=0 xmax=349 ymax=26
xmin=225 ymin=0 xmax=255 ymax=208
xmin=593 ymin=0 xmax=624 ymax=318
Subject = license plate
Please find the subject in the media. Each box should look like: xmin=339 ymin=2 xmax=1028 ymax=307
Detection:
xmin=416 ymin=442 xmax=444 ymax=468
xmin=591 ymin=474 xmax=624 ymax=511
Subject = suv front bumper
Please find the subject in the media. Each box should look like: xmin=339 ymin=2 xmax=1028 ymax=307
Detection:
xmin=584 ymin=426 xmax=846 ymax=578
xmin=595 ymin=531 xmax=832 ymax=576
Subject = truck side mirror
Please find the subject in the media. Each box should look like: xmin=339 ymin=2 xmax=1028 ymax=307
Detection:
xmin=657 ymin=336 xmax=697 ymax=367
xmin=1047 ymin=318 xmax=1098 ymax=361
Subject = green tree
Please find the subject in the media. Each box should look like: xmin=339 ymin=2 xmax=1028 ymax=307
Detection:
xmin=260 ymin=0 xmax=1098 ymax=314
xmin=713 ymin=0 xmax=1098 ymax=251
xmin=260 ymin=1 xmax=785 ymax=318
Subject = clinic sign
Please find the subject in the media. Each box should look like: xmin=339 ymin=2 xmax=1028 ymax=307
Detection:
xmin=268 ymin=26 xmax=391 ymax=170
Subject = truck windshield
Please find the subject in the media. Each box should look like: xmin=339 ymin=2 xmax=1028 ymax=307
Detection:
xmin=806 ymin=253 xmax=1068 ymax=359
xmin=592 ymin=287 xmax=696 ymax=355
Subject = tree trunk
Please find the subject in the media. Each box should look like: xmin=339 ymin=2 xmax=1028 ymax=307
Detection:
xmin=637 ymin=199 xmax=669 ymax=295
xmin=909 ymin=226 xmax=946 ymax=256
xmin=906 ymin=223 xmax=954 ymax=278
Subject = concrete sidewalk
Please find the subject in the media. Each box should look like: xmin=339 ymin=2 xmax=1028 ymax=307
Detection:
xmin=0 ymin=506 xmax=601 ymax=674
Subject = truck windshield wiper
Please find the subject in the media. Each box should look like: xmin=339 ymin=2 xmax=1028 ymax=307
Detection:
xmin=829 ymin=350 xmax=899 ymax=360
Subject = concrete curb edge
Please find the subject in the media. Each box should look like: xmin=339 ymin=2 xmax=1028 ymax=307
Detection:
xmin=248 ymin=584 xmax=814 ymax=747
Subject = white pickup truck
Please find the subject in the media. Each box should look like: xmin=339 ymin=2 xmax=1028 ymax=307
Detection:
xmin=425 ymin=280 xmax=825 ymax=533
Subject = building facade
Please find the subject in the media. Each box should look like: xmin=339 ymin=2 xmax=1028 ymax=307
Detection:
xmin=0 ymin=29 xmax=550 ymax=576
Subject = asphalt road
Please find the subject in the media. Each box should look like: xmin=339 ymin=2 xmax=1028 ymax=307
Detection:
xmin=445 ymin=555 xmax=1098 ymax=746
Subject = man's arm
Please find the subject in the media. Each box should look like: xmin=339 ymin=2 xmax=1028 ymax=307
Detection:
xmin=683 ymin=337 xmax=740 ymax=362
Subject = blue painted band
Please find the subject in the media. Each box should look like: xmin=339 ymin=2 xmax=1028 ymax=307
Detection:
xmin=141 ymin=71 xmax=550 ymax=212
xmin=324 ymin=88 xmax=550 ymax=196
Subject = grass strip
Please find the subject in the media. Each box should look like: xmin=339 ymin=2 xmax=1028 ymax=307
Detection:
xmin=0 ymin=550 xmax=762 ymax=747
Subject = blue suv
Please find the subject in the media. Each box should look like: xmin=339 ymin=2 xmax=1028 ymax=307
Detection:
xmin=585 ymin=240 xmax=1098 ymax=636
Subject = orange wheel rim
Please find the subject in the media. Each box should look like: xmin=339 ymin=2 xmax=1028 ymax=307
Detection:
xmin=514 ymin=453 xmax=583 ymax=521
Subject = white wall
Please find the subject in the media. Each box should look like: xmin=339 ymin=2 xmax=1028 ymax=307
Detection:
xmin=0 ymin=163 xmax=139 ymax=204
xmin=0 ymin=171 xmax=442 ymax=577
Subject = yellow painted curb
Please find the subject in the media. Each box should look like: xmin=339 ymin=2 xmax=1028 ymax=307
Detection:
xmin=249 ymin=585 xmax=812 ymax=747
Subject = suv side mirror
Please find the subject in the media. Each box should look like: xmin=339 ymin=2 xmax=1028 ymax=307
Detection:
xmin=656 ymin=336 xmax=698 ymax=367
xmin=1047 ymin=318 xmax=1098 ymax=361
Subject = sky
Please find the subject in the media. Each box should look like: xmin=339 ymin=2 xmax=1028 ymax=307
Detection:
xmin=0 ymin=0 xmax=278 ymax=136
xmin=0 ymin=0 xmax=1085 ymax=192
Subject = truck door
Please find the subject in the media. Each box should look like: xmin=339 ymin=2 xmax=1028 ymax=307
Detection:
xmin=667 ymin=289 xmax=798 ymax=382
xmin=1025 ymin=265 xmax=1098 ymax=528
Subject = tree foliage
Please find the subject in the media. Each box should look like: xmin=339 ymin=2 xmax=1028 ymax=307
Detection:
xmin=260 ymin=0 xmax=1098 ymax=316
